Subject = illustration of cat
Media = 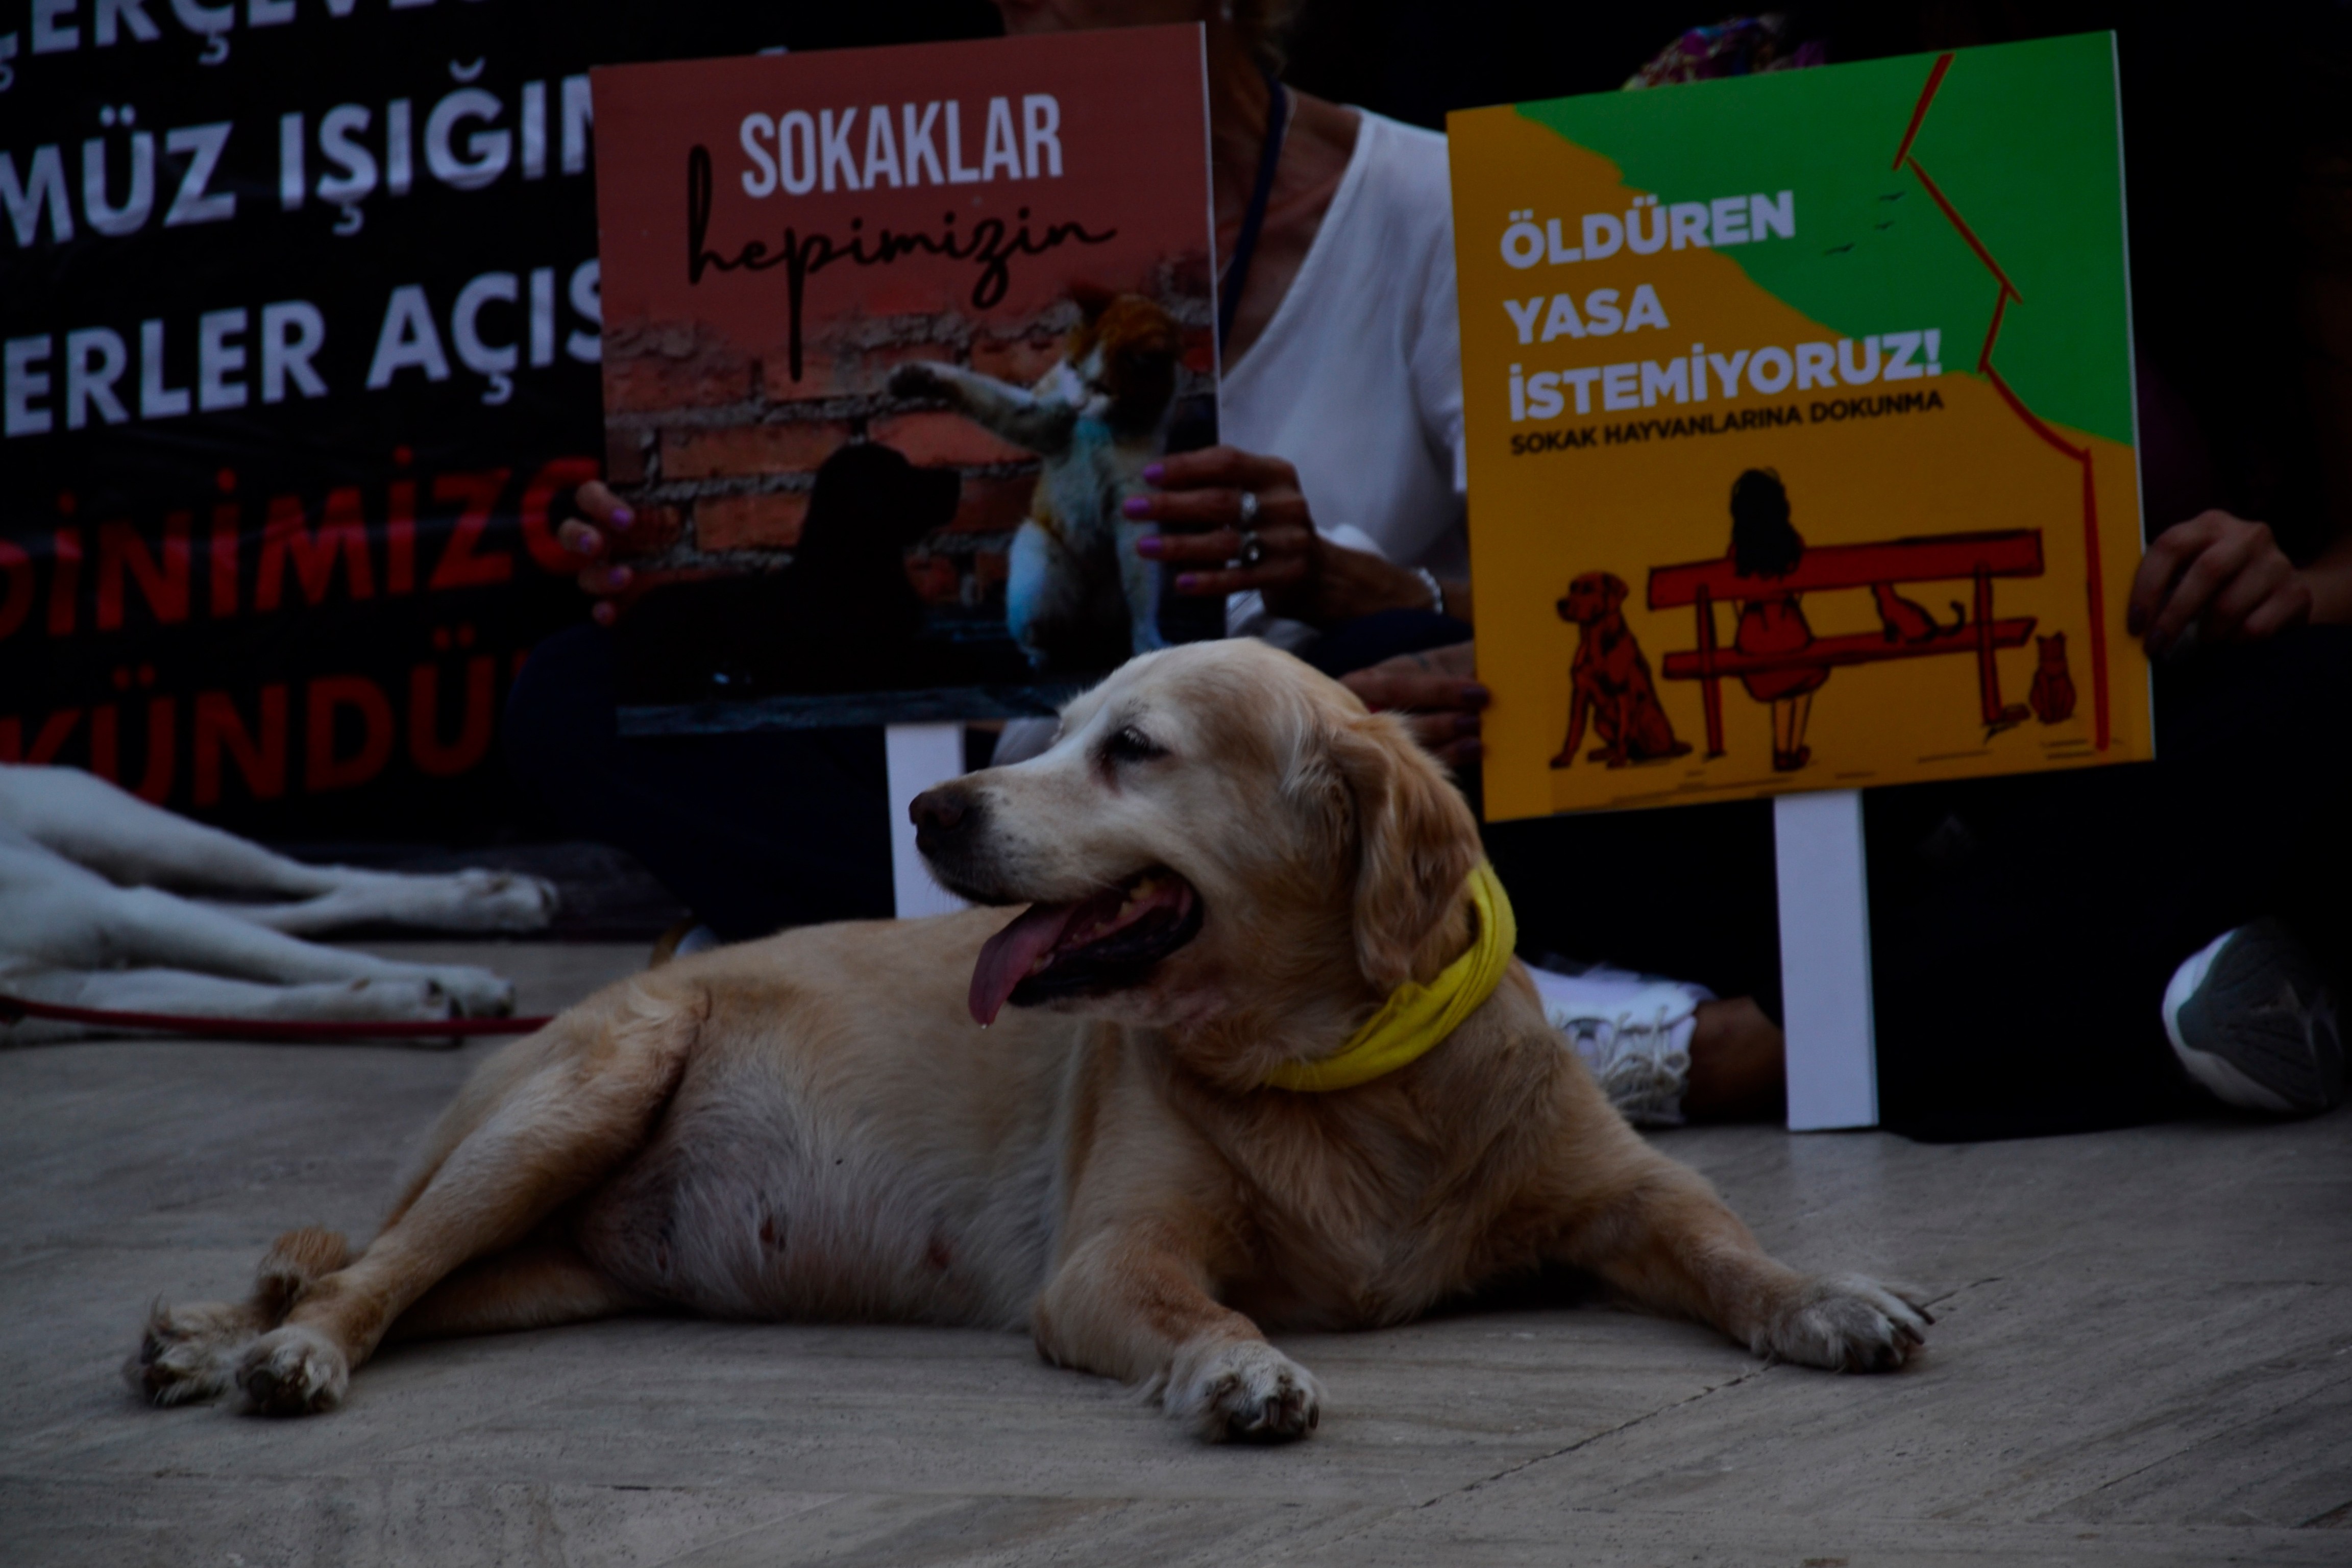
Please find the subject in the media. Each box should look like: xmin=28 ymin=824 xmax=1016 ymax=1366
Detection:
xmin=2029 ymin=632 xmax=2076 ymax=724
xmin=1871 ymin=581 xmax=1965 ymax=644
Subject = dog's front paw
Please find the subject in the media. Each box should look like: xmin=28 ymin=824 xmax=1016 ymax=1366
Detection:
xmin=1760 ymin=1273 xmax=1932 ymax=1373
xmin=331 ymin=977 xmax=454 ymax=1024
xmin=1164 ymin=1339 xmax=1322 ymax=1442
xmin=235 ymin=1325 xmax=349 ymax=1415
xmin=427 ymin=966 xmax=516 ymax=1019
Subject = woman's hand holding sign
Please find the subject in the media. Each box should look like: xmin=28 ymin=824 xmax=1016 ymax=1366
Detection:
xmin=554 ymin=481 xmax=644 ymax=627
xmin=1124 ymin=445 xmax=1485 ymax=763
xmin=1340 ymin=645 xmax=1489 ymax=769
xmin=1127 ymin=447 xmax=1446 ymax=626
xmin=2129 ymin=510 xmax=2316 ymax=656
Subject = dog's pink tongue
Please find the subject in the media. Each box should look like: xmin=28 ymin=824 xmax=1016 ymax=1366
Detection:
xmin=969 ymin=901 xmax=1080 ymax=1026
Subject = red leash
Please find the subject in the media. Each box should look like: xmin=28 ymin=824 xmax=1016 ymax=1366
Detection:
xmin=0 ymin=993 xmax=554 ymax=1042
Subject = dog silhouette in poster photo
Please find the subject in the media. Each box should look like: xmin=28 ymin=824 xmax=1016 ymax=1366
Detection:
xmin=891 ymin=288 xmax=1186 ymax=675
xmin=616 ymin=440 xmax=963 ymax=702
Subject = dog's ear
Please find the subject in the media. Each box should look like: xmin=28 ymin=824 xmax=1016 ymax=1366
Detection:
xmin=1602 ymin=572 xmax=1629 ymax=609
xmin=1327 ymin=712 xmax=1484 ymax=992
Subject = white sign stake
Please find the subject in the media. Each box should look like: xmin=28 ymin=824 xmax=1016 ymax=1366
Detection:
xmin=884 ymin=723 xmax=969 ymax=919
xmin=1774 ymin=788 xmax=1878 ymax=1130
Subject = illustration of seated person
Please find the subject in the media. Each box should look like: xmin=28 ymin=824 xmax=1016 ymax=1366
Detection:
xmin=1647 ymin=468 xmax=2046 ymax=771
xmin=1730 ymin=469 xmax=1829 ymax=773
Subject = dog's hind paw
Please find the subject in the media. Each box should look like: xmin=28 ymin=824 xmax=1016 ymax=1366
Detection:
xmin=235 ymin=1325 xmax=350 ymax=1415
xmin=1164 ymin=1339 xmax=1323 ymax=1442
xmin=450 ymin=868 xmax=561 ymax=932
xmin=1760 ymin=1274 xmax=1932 ymax=1373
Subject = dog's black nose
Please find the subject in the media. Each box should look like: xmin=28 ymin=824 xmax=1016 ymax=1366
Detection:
xmin=910 ymin=784 xmax=979 ymax=855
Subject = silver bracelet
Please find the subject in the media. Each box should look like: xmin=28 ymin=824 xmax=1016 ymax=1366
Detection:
xmin=1412 ymin=567 xmax=1446 ymax=618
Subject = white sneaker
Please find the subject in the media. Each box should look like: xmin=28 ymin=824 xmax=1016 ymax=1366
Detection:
xmin=2163 ymin=921 xmax=2343 ymax=1116
xmin=650 ymin=921 xmax=723 ymax=968
xmin=1529 ymin=964 xmax=1708 ymax=1128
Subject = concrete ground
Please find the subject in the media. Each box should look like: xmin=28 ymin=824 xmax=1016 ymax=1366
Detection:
xmin=3 ymin=941 xmax=2348 ymax=1567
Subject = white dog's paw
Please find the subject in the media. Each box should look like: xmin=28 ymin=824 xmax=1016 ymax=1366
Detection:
xmin=1759 ymin=1273 xmax=1933 ymax=1373
xmin=1164 ymin=1339 xmax=1324 ymax=1442
xmin=425 ymin=966 xmax=516 ymax=1018
xmin=448 ymin=869 xmax=561 ymax=932
xmin=124 ymin=1297 xmax=258 ymax=1407
xmin=235 ymin=1325 xmax=349 ymax=1415
xmin=316 ymin=977 xmax=451 ymax=1023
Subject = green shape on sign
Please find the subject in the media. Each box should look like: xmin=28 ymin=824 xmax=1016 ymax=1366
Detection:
xmin=1512 ymin=33 xmax=2132 ymax=447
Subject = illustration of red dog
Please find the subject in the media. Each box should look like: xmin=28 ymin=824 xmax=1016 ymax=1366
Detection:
xmin=1552 ymin=572 xmax=1693 ymax=769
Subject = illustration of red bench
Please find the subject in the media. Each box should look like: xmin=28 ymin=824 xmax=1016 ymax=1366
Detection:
xmin=1647 ymin=529 xmax=2044 ymax=758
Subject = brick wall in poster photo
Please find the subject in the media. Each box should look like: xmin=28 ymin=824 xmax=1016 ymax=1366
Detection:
xmin=590 ymin=27 xmax=1217 ymax=717
xmin=0 ymin=0 xmax=995 ymax=842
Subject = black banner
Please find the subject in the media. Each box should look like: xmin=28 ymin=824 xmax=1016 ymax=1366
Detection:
xmin=2 ymin=0 xmax=993 ymax=841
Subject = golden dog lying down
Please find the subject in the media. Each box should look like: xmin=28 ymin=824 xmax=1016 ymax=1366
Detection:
xmin=127 ymin=641 xmax=1927 ymax=1438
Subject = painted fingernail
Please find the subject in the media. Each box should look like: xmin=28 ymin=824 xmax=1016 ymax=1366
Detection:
xmin=1463 ymin=684 xmax=1491 ymax=707
xmin=567 ymin=530 xmax=597 ymax=554
xmin=1122 ymin=496 xmax=1150 ymax=518
xmin=592 ymin=601 xmax=615 ymax=626
xmin=1142 ymin=463 xmax=1164 ymax=484
xmin=1175 ymin=573 xmax=1201 ymax=592
xmin=1134 ymin=536 xmax=1163 ymax=557
xmin=609 ymin=566 xmax=633 ymax=588
xmin=611 ymin=506 xmax=634 ymax=529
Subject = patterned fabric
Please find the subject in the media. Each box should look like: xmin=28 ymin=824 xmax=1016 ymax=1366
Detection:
xmin=1623 ymin=14 xmax=1828 ymax=90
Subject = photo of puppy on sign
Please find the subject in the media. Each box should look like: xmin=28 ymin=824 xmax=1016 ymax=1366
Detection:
xmin=891 ymin=289 xmax=1201 ymax=676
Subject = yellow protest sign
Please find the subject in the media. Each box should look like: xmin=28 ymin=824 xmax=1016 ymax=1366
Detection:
xmin=1450 ymin=36 xmax=2151 ymax=821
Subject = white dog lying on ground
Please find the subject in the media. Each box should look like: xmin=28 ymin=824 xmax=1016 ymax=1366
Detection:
xmin=0 ymin=767 xmax=557 ymax=1043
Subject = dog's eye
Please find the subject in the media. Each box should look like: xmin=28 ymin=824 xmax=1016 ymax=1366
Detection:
xmin=1104 ymin=725 xmax=1165 ymax=764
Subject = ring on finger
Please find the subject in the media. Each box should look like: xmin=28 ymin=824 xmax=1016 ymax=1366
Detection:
xmin=1236 ymin=489 xmax=1260 ymax=527
xmin=1237 ymin=527 xmax=1265 ymax=567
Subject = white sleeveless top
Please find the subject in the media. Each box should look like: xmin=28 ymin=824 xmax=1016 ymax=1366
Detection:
xmin=1220 ymin=109 xmax=1467 ymax=644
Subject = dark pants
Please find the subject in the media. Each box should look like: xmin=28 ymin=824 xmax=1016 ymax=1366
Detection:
xmin=1868 ymin=625 xmax=2352 ymax=1139
xmin=503 ymin=625 xmax=892 ymax=942
xmin=1491 ymin=625 xmax=2352 ymax=1140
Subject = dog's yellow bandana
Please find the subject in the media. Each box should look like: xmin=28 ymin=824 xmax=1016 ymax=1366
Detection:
xmin=1262 ymin=861 xmax=1516 ymax=1093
